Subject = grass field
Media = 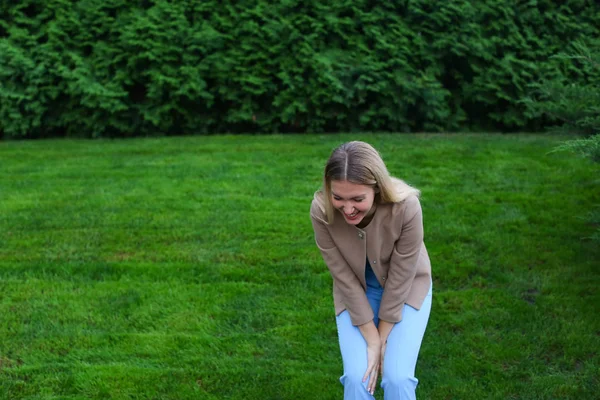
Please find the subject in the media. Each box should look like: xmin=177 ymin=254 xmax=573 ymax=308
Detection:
xmin=0 ymin=134 xmax=598 ymax=400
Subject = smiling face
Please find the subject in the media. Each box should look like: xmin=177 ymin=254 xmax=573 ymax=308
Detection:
xmin=330 ymin=180 xmax=376 ymax=226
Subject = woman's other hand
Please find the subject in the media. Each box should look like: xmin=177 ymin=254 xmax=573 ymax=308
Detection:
xmin=364 ymin=340 xmax=381 ymax=395
xmin=358 ymin=320 xmax=382 ymax=395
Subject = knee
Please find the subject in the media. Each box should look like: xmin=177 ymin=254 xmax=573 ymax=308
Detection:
xmin=382 ymin=373 xmax=418 ymax=392
xmin=340 ymin=369 xmax=368 ymax=391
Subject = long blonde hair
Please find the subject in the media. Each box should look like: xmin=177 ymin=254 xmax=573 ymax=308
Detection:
xmin=314 ymin=141 xmax=420 ymax=224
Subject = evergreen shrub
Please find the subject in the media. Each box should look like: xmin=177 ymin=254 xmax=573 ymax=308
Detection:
xmin=1 ymin=0 xmax=599 ymax=138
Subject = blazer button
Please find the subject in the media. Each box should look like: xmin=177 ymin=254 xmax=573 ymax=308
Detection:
xmin=372 ymin=260 xmax=377 ymax=264
xmin=358 ymin=233 xmax=364 ymax=239
xmin=382 ymin=276 xmax=386 ymax=281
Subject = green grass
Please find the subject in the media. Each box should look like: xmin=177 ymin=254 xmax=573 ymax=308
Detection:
xmin=0 ymin=134 xmax=598 ymax=400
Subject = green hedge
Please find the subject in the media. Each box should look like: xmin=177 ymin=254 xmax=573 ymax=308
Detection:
xmin=1 ymin=0 xmax=599 ymax=138
xmin=523 ymin=41 xmax=600 ymax=137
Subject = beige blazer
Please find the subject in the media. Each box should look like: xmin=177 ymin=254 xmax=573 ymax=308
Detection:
xmin=310 ymin=193 xmax=432 ymax=326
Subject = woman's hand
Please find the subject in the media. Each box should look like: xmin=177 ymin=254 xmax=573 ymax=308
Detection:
xmin=358 ymin=320 xmax=382 ymax=395
xmin=377 ymin=320 xmax=394 ymax=378
xmin=380 ymin=341 xmax=387 ymax=377
xmin=364 ymin=340 xmax=381 ymax=395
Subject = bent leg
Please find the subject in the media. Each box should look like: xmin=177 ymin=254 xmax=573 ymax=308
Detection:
xmin=336 ymin=310 xmax=375 ymax=400
xmin=381 ymin=285 xmax=432 ymax=400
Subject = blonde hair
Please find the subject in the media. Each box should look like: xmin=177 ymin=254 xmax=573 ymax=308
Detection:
xmin=314 ymin=141 xmax=420 ymax=224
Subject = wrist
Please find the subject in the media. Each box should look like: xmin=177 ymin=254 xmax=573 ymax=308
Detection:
xmin=358 ymin=320 xmax=381 ymax=347
xmin=367 ymin=336 xmax=382 ymax=347
xmin=378 ymin=320 xmax=394 ymax=343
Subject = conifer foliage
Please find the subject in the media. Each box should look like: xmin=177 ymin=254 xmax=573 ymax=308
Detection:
xmin=1 ymin=0 xmax=599 ymax=138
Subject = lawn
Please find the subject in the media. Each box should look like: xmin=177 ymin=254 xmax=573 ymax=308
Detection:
xmin=0 ymin=134 xmax=598 ymax=399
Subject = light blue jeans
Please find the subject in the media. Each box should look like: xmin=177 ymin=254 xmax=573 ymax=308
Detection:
xmin=335 ymin=263 xmax=432 ymax=400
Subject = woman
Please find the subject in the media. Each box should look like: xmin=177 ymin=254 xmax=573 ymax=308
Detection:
xmin=310 ymin=141 xmax=432 ymax=400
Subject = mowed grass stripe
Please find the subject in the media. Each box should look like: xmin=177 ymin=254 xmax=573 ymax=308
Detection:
xmin=0 ymin=134 xmax=598 ymax=399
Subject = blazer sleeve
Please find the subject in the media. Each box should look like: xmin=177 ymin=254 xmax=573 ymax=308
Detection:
xmin=379 ymin=196 xmax=424 ymax=323
xmin=310 ymin=206 xmax=374 ymax=326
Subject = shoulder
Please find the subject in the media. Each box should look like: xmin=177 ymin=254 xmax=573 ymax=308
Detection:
xmin=401 ymin=194 xmax=421 ymax=211
xmin=388 ymin=195 xmax=422 ymax=222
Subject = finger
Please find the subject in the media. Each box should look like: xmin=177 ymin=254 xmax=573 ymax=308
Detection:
xmin=362 ymin=365 xmax=371 ymax=383
xmin=380 ymin=345 xmax=386 ymax=377
xmin=368 ymin=364 xmax=379 ymax=395
xmin=362 ymin=359 xmax=375 ymax=383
